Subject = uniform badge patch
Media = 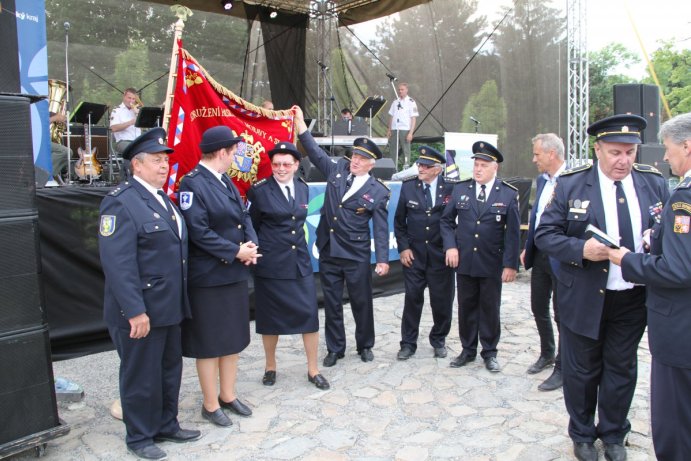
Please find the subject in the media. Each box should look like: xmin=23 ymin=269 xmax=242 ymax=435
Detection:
xmin=179 ymin=192 xmax=194 ymax=210
xmin=99 ymin=215 xmax=116 ymax=236
xmin=674 ymin=215 xmax=690 ymax=234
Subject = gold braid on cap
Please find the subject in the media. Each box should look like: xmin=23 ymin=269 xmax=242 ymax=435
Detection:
xmin=418 ymin=155 xmax=441 ymax=163
xmin=353 ymin=146 xmax=376 ymax=159
xmin=596 ymin=130 xmax=640 ymax=139
xmin=477 ymin=153 xmax=497 ymax=161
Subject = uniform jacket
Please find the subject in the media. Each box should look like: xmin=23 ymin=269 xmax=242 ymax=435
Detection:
xmin=299 ymin=131 xmax=390 ymax=263
xmin=534 ymin=163 xmax=669 ymax=339
xmin=440 ymin=178 xmax=521 ymax=278
xmin=178 ymin=165 xmax=258 ymax=287
xmin=621 ymin=175 xmax=691 ymax=368
xmin=394 ymin=175 xmax=455 ymax=270
xmin=247 ymin=175 xmax=312 ymax=279
xmin=98 ymin=180 xmax=190 ymax=328
xmin=523 ymin=174 xmax=548 ymax=270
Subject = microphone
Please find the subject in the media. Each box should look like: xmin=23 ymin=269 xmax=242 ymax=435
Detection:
xmin=64 ymin=21 xmax=71 ymax=30
xmin=469 ymin=116 xmax=480 ymax=125
xmin=386 ymin=72 xmax=398 ymax=81
xmin=317 ymin=60 xmax=328 ymax=70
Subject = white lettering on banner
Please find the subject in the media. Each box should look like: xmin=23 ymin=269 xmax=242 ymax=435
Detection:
xmin=16 ymin=11 xmax=39 ymax=22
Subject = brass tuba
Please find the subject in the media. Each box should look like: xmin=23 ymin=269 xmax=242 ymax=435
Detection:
xmin=48 ymin=79 xmax=68 ymax=143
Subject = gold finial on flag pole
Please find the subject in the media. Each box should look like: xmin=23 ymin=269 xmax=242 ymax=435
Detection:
xmin=162 ymin=5 xmax=193 ymax=134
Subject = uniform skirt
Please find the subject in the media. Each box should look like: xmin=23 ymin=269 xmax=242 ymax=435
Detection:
xmin=254 ymin=274 xmax=319 ymax=335
xmin=182 ymin=280 xmax=250 ymax=358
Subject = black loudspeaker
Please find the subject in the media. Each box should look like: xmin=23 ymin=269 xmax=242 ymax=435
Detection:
xmin=0 ymin=0 xmax=21 ymax=94
xmin=613 ymin=84 xmax=660 ymax=144
xmin=0 ymin=95 xmax=37 ymax=217
xmin=300 ymin=156 xmax=397 ymax=182
xmin=638 ymin=144 xmax=670 ymax=178
xmin=0 ymin=326 xmax=59 ymax=445
xmin=0 ymin=216 xmax=43 ymax=335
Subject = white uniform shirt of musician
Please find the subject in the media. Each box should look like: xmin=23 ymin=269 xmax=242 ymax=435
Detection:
xmin=110 ymin=91 xmax=142 ymax=143
xmin=388 ymin=94 xmax=419 ymax=131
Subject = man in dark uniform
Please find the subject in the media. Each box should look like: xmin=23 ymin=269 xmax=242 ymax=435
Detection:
xmin=535 ymin=114 xmax=669 ymax=461
xmin=394 ymin=145 xmax=456 ymax=360
xmin=608 ymin=112 xmax=691 ymax=460
xmin=98 ymin=128 xmax=200 ymax=460
xmin=293 ymin=106 xmax=390 ymax=366
xmin=440 ymin=141 xmax=520 ymax=373
xmin=521 ymin=133 xmax=567 ymax=391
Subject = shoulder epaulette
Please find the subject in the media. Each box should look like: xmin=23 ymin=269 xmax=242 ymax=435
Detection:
xmin=501 ymin=180 xmax=518 ymax=191
xmin=444 ymin=177 xmax=462 ymax=184
xmin=184 ymin=168 xmax=200 ymax=178
xmin=560 ymin=163 xmax=592 ymax=177
xmin=401 ymin=175 xmax=418 ymax=183
xmin=252 ymin=178 xmax=268 ymax=188
xmin=633 ymin=163 xmax=663 ymax=176
xmin=376 ymin=177 xmax=390 ymax=190
xmin=676 ymin=176 xmax=691 ymax=189
xmin=108 ymin=182 xmax=131 ymax=196
xmin=297 ymin=177 xmax=308 ymax=185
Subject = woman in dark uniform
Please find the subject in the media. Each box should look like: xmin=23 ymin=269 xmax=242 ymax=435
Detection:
xmin=247 ymin=141 xmax=329 ymax=390
xmin=178 ymin=126 xmax=260 ymax=427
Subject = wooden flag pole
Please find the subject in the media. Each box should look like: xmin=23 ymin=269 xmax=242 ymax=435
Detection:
xmin=162 ymin=5 xmax=192 ymax=134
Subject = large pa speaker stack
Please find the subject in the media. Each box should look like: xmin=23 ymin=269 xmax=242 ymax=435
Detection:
xmin=613 ymin=84 xmax=661 ymax=144
xmin=0 ymin=94 xmax=63 ymax=454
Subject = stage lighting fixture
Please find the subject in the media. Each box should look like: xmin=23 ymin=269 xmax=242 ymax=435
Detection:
xmin=221 ymin=0 xmax=233 ymax=10
xmin=269 ymin=10 xmax=278 ymax=19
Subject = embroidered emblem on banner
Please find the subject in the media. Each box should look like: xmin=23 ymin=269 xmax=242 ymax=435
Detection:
xmin=673 ymin=215 xmax=690 ymax=234
xmin=179 ymin=192 xmax=194 ymax=210
xmin=100 ymin=215 xmax=116 ymax=236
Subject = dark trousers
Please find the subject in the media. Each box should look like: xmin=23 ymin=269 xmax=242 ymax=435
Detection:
xmin=456 ymin=274 xmax=501 ymax=359
xmin=400 ymin=261 xmax=454 ymax=350
xmin=319 ymin=255 xmax=374 ymax=354
xmin=530 ymin=249 xmax=561 ymax=369
xmin=651 ymin=359 xmax=691 ymax=460
xmin=560 ymin=287 xmax=646 ymax=443
xmin=109 ymin=324 xmax=182 ymax=449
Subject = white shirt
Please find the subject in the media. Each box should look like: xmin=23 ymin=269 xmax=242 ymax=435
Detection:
xmin=342 ymin=173 xmax=370 ymax=202
xmin=535 ymin=162 xmax=566 ymax=229
xmin=388 ymin=96 xmax=419 ymax=131
xmin=423 ymin=176 xmax=439 ymax=207
xmin=199 ymin=161 xmax=224 ymax=185
xmin=132 ymin=175 xmax=182 ymax=236
xmin=476 ymin=177 xmax=496 ymax=202
xmin=274 ymin=176 xmax=294 ymax=201
xmin=597 ymin=166 xmax=642 ymax=290
xmin=110 ymin=103 xmax=141 ymax=142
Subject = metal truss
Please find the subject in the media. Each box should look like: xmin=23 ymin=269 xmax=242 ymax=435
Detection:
xmin=566 ymin=0 xmax=589 ymax=166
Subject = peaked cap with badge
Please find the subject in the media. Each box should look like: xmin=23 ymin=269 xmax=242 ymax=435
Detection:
xmin=121 ymin=127 xmax=173 ymax=160
xmin=351 ymin=137 xmax=383 ymax=160
xmin=416 ymin=145 xmax=445 ymax=166
xmin=471 ymin=141 xmax=503 ymax=163
xmin=199 ymin=125 xmax=243 ymax=154
xmin=268 ymin=141 xmax=301 ymax=161
xmin=587 ymin=114 xmax=646 ymax=144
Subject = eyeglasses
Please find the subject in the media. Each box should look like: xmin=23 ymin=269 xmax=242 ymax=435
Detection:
xmin=271 ymin=162 xmax=295 ymax=168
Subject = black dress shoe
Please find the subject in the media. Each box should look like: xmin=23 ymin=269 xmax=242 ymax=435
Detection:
xmin=538 ymin=369 xmax=563 ymax=391
xmin=128 ymin=444 xmax=167 ymax=460
xmin=201 ymin=407 xmax=232 ymax=427
xmin=484 ymin=357 xmax=501 ymax=372
xmin=573 ymin=442 xmax=598 ymax=461
xmin=449 ymin=351 xmax=476 ymax=368
xmin=359 ymin=348 xmax=374 ymax=362
xmin=308 ymin=373 xmax=330 ymax=390
xmin=322 ymin=352 xmax=344 ymax=367
xmin=262 ymin=370 xmax=276 ymax=386
xmin=154 ymin=428 xmax=202 ymax=443
xmin=527 ymin=355 xmax=555 ymax=374
xmin=219 ymin=397 xmax=252 ymax=417
xmin=604 ymin=442 xmax=627 ymax=461
xmin=433 ymin=346 xmax=448 ymax=358
xmin=397 ymin=345 xmax=415 ymax=360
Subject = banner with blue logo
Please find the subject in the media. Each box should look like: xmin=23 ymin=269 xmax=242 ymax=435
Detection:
xmin=15 ymin=0 xmax=50 ymax=172
xmin=304 ymin=182 xmax=402 ymax=271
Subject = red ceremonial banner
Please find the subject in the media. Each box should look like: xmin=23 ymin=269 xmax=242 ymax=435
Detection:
xmin=165 ymin=41 xmax=296 ymax=199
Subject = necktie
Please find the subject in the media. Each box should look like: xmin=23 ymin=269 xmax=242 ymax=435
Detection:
xmin=614 ymin=181 xmax=635 ymax=250
xmin=221 ymin=174 xmax=233 ymax=190
xmin=424 ymin=183 xmax=432 ymax=209
xmin=285 ymin=185 xmax=293 ymax=205
xmin=345 ymin=174 xmax=354 ymax=192
xmin=156 ymin=190 xmax=170 ymax=212
xmin=478 ymin=184 xmax=486 ymax=203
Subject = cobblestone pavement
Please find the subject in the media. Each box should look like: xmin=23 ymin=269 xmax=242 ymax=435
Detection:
xmin=11 ymin=271 xmax=655 ymax=460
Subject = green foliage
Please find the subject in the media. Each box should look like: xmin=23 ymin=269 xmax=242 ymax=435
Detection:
xmin=588 ymin=43 xmax=640 ymax=123
xmin=461 ymin=80 xmax=507 ymax=144
xmin=644 ymin=42 xmax=691 ymax=118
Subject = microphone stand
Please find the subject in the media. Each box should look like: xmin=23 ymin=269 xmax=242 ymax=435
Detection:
xmin=388 ymin=76 xmax=400 ymax=169
xmin=64 ymin=22 xmax=72 ymax=185
xmin=319 ymin=63 xmax=336 ymax=155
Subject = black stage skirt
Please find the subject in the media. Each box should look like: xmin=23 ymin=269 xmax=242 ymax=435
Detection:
xmin=182 ymin=280 xmax=250 ymax=358
xmin=254 ymin=274 xmax=319 ymax=335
